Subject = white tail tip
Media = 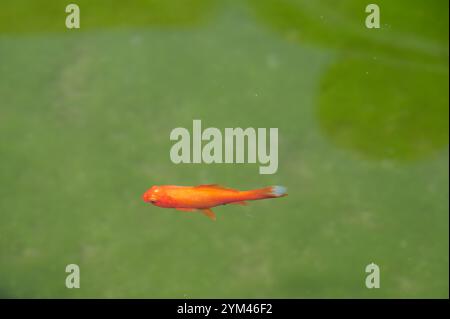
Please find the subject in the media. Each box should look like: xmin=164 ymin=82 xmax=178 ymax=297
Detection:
xmin=271 ymin=185 xmax=287 ymax=197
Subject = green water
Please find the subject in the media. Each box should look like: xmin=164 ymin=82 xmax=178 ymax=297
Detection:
xmin=0 ymin=0 xmax=448 ymax=298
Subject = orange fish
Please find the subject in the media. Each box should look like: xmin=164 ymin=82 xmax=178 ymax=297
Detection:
xmin=142 ymin=184 xmax=287 ymax=221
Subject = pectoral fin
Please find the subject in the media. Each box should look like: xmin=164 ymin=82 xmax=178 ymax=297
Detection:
xmin=201 ymin=208 xmax=216 ymax=221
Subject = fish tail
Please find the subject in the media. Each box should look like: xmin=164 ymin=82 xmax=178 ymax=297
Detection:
xmin=241 ymin=185 xmax=288 ymax=201
xmin=270 ymin=185 xmax=288 ymax=197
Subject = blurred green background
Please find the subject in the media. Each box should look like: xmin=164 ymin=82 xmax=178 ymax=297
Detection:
xmin=0 ymin=0 xmax=448 ymax=298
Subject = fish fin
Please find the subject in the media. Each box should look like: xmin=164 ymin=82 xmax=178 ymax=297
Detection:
xmin=230 ymin=201 xmax=248 ymax=206
xmin=195 ymin=184 xmax=238 ymax=192
xmin=270 ymin=185 xmax=288 ymax=197
xmin=201 ymin=208 xmax=216 ymax=221
xmin=252 ymin=185 xmax=287 ymax=198
xmin=176 ymin=208 xmax=196 ymax=212
xmin=242 ymin=185 xmax=288 ymax=201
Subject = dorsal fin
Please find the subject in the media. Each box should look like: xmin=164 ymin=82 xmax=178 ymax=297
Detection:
xmin=195 ymin=184 xmax=238 ymax=192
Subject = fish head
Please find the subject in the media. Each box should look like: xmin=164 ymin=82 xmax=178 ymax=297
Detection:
xmin=142 ymin=186 xmax=163 ymax=205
